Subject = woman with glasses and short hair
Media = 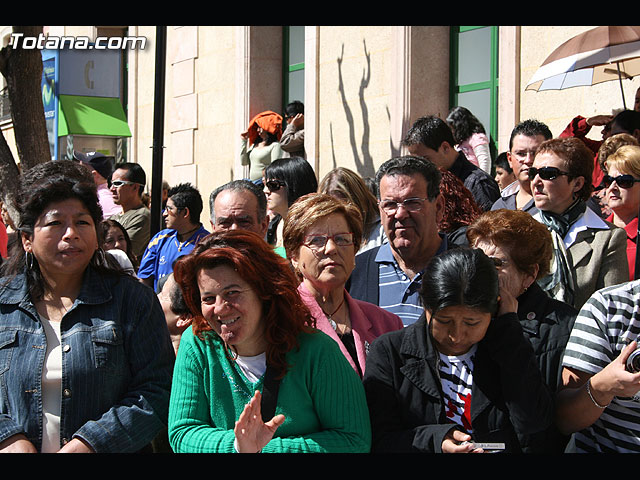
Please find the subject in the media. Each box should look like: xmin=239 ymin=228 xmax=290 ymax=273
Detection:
xmin=262 ymin=157 xmax=318 ymax=253
xmin=530 ymin=137 xmax=628 ymax=309
xmin=602 ymin=144 xmax=640 ymax=280
xmin=168 ymin=230 xmax=371 ymax=453
xmin=283 ymin=193 xmax=403 ymax=377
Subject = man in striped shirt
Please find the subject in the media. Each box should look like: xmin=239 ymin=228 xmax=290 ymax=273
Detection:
xmin=348 ymin=156 xmax=448 ymax=326
xmin=557 ymin=280 xmax=640 ymax=452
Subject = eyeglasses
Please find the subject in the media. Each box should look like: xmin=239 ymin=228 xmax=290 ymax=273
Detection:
xmin=603 ymin=174 xmax=640 ymax=189
xmin=303 ymin=233 xmax=354 ymax=251
xmin=379 ymin=197 xmax=430 ymax=215
xmin=527 ymin=166 xmax=571 ymax=181
xmin=110 ymin=180 xmax=140 ymax=188
xmin=265 ymin=179 xmax=286 ymax=192
xmin=163 ymin=205 xmax=183 ymax=214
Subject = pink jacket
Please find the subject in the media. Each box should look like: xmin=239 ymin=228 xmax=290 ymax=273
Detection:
xmin=298 ymin=283 xmax=403 ymax=376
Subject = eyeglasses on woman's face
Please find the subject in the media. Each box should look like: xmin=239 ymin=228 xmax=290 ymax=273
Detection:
xmin=527 ymin=166 xmax=571 ymax=181
xmin=264 ymin=179 xmax=286 ymax=192
xmin=603 ymin=174 xmax=640 ymax=189
xmin=302 ymin=232 xmax=354 ymax=252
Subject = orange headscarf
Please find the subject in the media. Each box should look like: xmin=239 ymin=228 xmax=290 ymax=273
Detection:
xmin=246 ymin=110 xmax=283 ymax=145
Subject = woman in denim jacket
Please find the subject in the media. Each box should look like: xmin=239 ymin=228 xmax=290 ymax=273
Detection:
xmin=0 ymin=161 xmax=174 ymax=453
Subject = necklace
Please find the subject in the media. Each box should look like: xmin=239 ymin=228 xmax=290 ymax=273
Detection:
xmin=176 ymin=225 xmax=201 ymax=251
xmin=321 ymin=296 xmax=345 ymax=331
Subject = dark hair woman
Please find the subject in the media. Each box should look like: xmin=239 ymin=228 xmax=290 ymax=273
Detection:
xmin=262 ymin=156 xmax=318 ymax=252
xmin=363 ymin=247 xmax=554 ymax=453
xmin=0 ymin=160 xmax=174 ymax=453
xmin=168 ymin=229 xmax=371 ymax=453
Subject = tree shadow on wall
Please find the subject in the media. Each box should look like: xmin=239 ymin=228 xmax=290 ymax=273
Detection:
xmin=331 ymin=40 xmax=375 ymax=179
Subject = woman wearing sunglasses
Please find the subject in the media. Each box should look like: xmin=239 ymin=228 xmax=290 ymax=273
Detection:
xmin=602 ymin=145 xmax=640 ymax=280
xmin=530 ymin=137 xmax=628 ymax=309
xmin=283 ymin=193 xmax=403 ymax=377
xmin=168 ymin=230 xmax=371 ymax=453
xmin=262 ymin=157 xmax=318 ymax=253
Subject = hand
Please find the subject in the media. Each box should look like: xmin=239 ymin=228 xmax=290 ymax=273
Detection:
xmin=240 ymin=130 xmax=249 ymax=140
xmin=0 ymin=434 xmax=38 ymax=453
xmin=496 ymin=274 xmax=518 ymax=316
xmin=590 ymin=341 xmax=640 ymax=403
xmin=234 ymin=390 xmax=285 ymax=453
xmin=292 ymin=113 xmax=304 ymax=128
xmin=57 ymin=437 xmax=95 ymax=453
xmin=441 ymin=428 xmax=481 ymax=453
xmin=586 ymin=114 xmax=614 ymax=127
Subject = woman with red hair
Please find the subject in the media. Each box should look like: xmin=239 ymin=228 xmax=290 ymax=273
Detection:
xmin=167 ymin=230 xmax=371 ymax=453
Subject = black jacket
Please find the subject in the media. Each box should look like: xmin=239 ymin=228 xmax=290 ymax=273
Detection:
xmin=450 ymin=151 xmax=500 ymax=212
xmin=363 ymin=312 xmax=554 ymax=453
xmin=515 ymin=283 xmax=578 ymax=452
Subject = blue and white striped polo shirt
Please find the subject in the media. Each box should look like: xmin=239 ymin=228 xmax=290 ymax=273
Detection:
xmin=375 ymin=235 xmax=448 ymax=327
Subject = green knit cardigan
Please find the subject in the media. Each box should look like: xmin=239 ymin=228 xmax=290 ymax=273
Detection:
xmin=168 ymin=326 xmax=372 ymax=453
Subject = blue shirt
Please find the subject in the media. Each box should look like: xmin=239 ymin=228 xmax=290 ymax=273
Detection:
xmin=0 ymin=266 xmax=175 ymax=452
xmin=376 ymin=235 xmax=448 ymax=326
xmin=137 ymin=225 xmax=209 ymax=291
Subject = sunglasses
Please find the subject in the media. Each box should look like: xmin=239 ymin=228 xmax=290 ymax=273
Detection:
xmin=603 ymin=174 xmax=640 ymax=189
xmin=527 ymin=166 xmax=571 ymax=181
xmin=265 ymin=179 xmax=286 ymax=192
xmin=110 ymin=180 xmax=140 ymax=188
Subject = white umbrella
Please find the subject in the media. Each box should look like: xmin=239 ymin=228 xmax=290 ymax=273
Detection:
xmin=526 ymin=26 xmax=640 ymax=109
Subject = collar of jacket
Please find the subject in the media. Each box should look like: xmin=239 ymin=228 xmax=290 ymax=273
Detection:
xmin=0 ymin=265 xmax=115 ymax=308
xmin=397 ymin=313 xmax=494 ymax=418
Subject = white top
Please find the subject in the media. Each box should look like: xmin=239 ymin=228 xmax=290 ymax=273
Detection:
xmin=236 ymin=352 xmax=267 ymax=384
xmin=39 ymin=314 xmax=62 ymax=453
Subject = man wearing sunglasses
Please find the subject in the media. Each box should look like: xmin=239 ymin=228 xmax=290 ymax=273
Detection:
xmin=491 ymin=119 xmax=552 ymax=215
xmin=531 ymin=138 xmax=628 ymax=310
xmin=109 ymin=163 xmax=151 ymax=260
xmin=348 ymin=156 xmax=447 ymax=326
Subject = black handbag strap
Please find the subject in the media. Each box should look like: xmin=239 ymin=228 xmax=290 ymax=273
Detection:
xmin=260 ymin=364 xmax=281 ymax=422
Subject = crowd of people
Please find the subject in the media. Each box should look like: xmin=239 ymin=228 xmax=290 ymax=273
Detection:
xmin=1 ymin=97 xmax=640 ymax=454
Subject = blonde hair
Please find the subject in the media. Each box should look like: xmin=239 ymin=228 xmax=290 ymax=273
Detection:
xmin=604 ymin=144 xmax=640 ymax=178
xmin=599 ymin=133 xmax=639 ymax=171
xmin=318 ymin=167 xmax=379 ymax=237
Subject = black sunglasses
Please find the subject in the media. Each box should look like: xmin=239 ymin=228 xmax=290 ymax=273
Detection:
xmin=603 ymin=174 xmax=640 ymax=189
xmin=265 ymin=179 xmax=286 ymax=191
xmin=527 ymin=166 xmax=571 ymax=181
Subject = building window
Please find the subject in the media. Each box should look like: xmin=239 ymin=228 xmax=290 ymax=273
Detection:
xmin=283 ymin=26 xmax=304 ymax=109
xmin=450 ymin=26 xmax=499 ymax=167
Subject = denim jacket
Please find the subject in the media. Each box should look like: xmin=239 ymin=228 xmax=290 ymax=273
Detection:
xmin=0 ymin=266 xmax=175 ymax=452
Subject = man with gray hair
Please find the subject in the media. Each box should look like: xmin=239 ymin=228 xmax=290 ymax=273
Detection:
xmin=209 ymin=180 xmax=269 ymax=238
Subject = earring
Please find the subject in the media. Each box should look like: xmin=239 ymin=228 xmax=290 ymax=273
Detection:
xmin=25 ymin=251 xmax=34 ymax=270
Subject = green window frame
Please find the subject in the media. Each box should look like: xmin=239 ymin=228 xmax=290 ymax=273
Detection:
xmin=283 ymin=26 xmax=305 ymax=111
xmin=450 ymin=26 xmax=499 ymax=170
